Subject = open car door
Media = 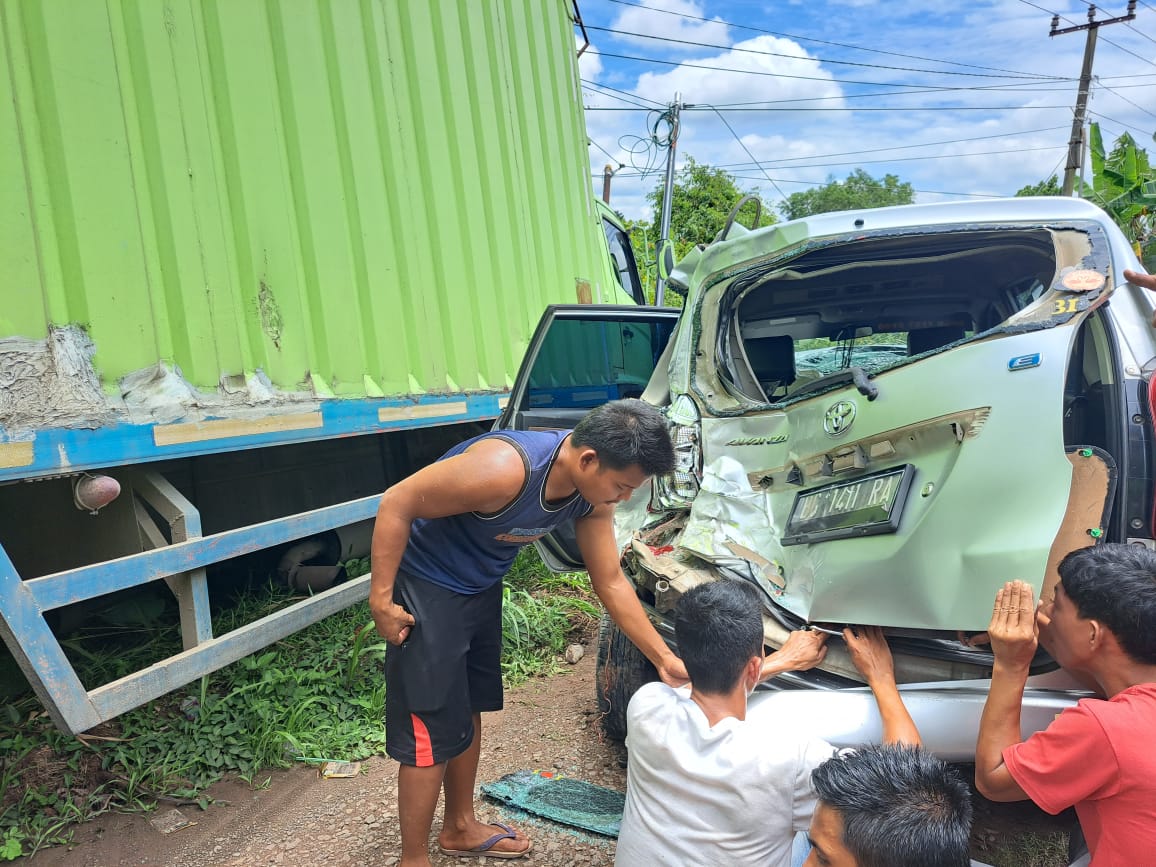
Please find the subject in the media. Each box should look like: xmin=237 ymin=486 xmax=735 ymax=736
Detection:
xmin=496 ymin=304 xmax=680 ymax=570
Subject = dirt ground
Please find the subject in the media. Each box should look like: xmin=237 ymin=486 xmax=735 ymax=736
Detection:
xmin=18 ymin=649 xmax=1073 ymax=867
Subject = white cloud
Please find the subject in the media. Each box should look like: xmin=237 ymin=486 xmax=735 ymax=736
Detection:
xmin=578 ymin=42 xmax=603 ymax=80
xmin=633 ymin=34 xmax=845 ymax=109
xmin=610 ymin=0 xmax=730 ymax=51
xmin=583 ymin=0 xmax=1156 ymax=220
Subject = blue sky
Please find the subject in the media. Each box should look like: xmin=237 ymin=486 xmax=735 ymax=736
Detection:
xmin=576 ymin=0 xmax=1156 ymax=221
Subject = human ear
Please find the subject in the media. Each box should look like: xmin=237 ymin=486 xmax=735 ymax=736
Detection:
xmin=745 ymin=656 xmax=762 ymax=691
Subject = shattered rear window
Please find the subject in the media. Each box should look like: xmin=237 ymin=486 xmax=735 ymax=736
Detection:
xmin=712 ymin=223 xmax=1109 ymax=406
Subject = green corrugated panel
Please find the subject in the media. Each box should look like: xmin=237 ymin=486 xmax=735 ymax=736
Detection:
xmin=0 ymin=0 xmax=608 ymax=397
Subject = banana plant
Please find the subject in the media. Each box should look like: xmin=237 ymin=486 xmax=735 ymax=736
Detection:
xmin=1087 ymin=123 xmax=1156 ymax=268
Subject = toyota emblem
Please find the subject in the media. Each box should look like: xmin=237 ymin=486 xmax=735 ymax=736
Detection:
xmin=824 ymin=400 xmax=857 ymax=436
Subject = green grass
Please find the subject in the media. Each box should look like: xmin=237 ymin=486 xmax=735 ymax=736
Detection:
xmin=501 ymin=550 xmax=598 ymax=683
xmin=975 ymin=830 xmax=1070 ymax=867
xmin=0 ymin=548 xmax=594 ymax=860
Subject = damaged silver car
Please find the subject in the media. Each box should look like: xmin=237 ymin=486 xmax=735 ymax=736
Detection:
xmin=498 ymin=197 xmax=1156 ymax=756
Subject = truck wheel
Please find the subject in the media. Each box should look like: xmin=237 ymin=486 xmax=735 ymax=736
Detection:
xmin=595 ymin=612 xmax=658 ymax=742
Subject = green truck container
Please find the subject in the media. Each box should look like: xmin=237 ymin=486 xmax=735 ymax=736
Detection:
xmin=0 ymin=0 xmax=643 ymax=732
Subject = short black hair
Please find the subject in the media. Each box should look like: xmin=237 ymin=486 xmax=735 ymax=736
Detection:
xmin=570 ymin=398 xmax=675 ymax=477
xmin=1059 ymin=542 xmax=1156 ymax=664
xmin=674 ymin=580 xmax=764 ymax=695
xmin=811 ymin=745 xmax=972 ymax=867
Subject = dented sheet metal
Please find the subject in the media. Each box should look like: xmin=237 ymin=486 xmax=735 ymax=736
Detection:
xmin=655 ymin=324 xmax=1080 ymax=632
xmin=0 ymin=329 xmax=322 ymax=436
xmin=0 ymin=327 xmax=113 ymax=434
xmin=676 ymin=457 xmax=787 ymax=601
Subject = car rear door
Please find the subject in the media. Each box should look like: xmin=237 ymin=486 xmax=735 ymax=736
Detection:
xmin=496 ymin=305 xmax=680 ymax=570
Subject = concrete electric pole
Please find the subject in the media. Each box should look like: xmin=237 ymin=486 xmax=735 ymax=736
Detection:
xmin=1050 ymin=2 xmax=1137 ymax=197
xmin=654 ymin=94 xmax=683 ymax=306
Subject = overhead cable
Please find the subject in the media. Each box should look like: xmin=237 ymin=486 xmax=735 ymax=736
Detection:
xmin=604 ymin=0 xmax=1057 ymax=79
xmin=585 ymin=24 xmax=1064 ymax=80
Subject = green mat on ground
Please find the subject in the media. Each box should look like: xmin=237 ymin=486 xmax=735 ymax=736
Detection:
xmin=481 ymin=769 xmax=626 ymax=837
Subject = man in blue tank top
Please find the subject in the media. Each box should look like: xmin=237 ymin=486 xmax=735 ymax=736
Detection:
xmin=369 ymin=399 xmax=684 ymax=865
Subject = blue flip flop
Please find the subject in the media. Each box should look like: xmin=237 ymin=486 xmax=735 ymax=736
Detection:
xmin=437 ymin=822 xmax=533 ymax=859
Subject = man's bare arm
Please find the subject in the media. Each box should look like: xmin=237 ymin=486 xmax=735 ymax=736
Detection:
xmin=844 ymin=626 xmax=921 ymax=747
xmin=575 ymin=505 xmax=689 ymax=686
xmin=369 ymin=441 xmax=526 ymax=644
xmin=759 ymin=630 xmax=828 ymax=681
xmin=975 ymin=581 xmax=1034 ymax=802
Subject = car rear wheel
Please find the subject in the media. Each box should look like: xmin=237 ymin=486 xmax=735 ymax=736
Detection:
xmin=595 ymin=612 xmax=658 ymax=741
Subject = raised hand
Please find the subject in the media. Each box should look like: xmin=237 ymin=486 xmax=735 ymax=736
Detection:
xmin=987 ymin=580 xmax=1039 ymax=670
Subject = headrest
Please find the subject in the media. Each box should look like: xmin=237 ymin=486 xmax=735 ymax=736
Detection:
xmin=907 ymin=326 xmax=965 ymax=356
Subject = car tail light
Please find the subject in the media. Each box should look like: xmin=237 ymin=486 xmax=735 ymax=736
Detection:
xmin=654 ymin=395 xmax=702 ymax=509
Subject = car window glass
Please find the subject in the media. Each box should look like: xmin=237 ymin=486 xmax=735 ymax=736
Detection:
xmin=795 ymin=334 xmax=909 ymax=377
xmin=603 ymin=217 xmax=644 ymax=305
xmin=527 ymin=318 xmax=676 ymax=408
xmin=724 ymin=226 xmax=1100 ymax=404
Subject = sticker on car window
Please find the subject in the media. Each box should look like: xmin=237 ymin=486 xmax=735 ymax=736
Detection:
xmin=1059 ymin=268 xmax=1106 ymax=293
xmin=1052 ymin=297 xmax=1086 ymax=315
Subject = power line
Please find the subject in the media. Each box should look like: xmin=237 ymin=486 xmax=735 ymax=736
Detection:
xmin=1124 ymin=23 xmax=1156 ymax=45
xmin=1022 ymin=0 xmax=1156 ymax=68
xmin=591 ymin=50 xmax=1070 ymax=91
xmin=588 ymin=136 xmax=623 ymax=166
xmin=585 ymin=23 xmax=1062 ymax=80
xmin=604 ymin=0 xmax=1055 ymax=80
xmin=1088 ymin=109 xmax=1156 ymax=137
xmin=697 ymin=78 xmax=1154 ymax=108
xmin=1097 ymin=83 xmax=1156 ymax=121
xmin=1073 ymin=0 xmax=1156 ymax=45
xmin=728 ymin=177 xmax=1009 ymax=199
xmin=704 ymin=125 xmax=1070 ymax=171
xmin=617 ymin=144 xmax=1064 ymax=175
xmin=590 ymin=167 xmax=1010 ymax=200
xmin=1098 ymin=33 xmax=1156 ymax=67
xmin=582 ymin=83 xmax=654 ymax=111
xmin=586 ymin=104 xmax=1077 ymax=112
xmin=706 ymin=106 xmax=788 ymax=200
xmin=580 ymin=77 xmax=663 ymax=108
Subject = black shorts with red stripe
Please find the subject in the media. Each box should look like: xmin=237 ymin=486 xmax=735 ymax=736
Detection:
xmin=384 ymin=570 xmax=504 ymax=767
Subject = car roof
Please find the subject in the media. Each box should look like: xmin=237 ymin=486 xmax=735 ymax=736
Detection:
xmin=796 ymin=194 xmax=1102 ymax=230
xmin=671 ymin=196 xmax=1116 ymax=290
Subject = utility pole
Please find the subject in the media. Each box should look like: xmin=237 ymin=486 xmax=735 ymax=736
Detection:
xmin=602 ymin=164 xmax=614 ymax=203
xmin=655 ymin=93 xmax=682 ymax=306
xmin=1050 ymin=2 xmax=1136 ymax=197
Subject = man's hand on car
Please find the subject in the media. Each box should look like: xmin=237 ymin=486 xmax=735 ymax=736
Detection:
xmin=759 ymin=629 xmax=828 ymax=681
xmin=843 ymin=626 xmax=897 ymax=687
xmin=987 ymin=580 xmax=1039 ymax=672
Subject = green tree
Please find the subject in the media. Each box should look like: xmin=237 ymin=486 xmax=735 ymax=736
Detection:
xmin=1015 ymin=175 xmax=1063 ymax=196
xmin=646 ymin=157 xmax=776 ymax=258
xmin=629 ymin=158 xmax=775 ymax=304
xmin=778 ymin=168 xmax=914 ymax=220
xmin=622 ymin=216 xmax=657 ymax=306
xmin=1086 ymin=123 xmax=1156 ymax=269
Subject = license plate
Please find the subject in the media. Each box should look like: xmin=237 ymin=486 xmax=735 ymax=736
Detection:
xmin=782 ymin=464 xmax=915 ymax=546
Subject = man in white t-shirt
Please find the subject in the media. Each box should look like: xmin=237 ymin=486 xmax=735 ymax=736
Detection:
xmin=614 ymin=579 xmax=921 ymax=867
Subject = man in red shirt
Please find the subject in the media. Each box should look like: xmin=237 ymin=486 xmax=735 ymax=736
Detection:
xmin=975 ymin=544 xmax=1156 ymax=865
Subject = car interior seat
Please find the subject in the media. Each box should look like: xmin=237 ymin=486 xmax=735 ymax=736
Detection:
xmin=744 ymin=335 xmax=797 ymax=398
xmin=906 ymin=325 xmax=965 ymax=356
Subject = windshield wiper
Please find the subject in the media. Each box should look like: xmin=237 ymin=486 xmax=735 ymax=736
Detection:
xmin=789 ymin=366 xmax=879 ymax=402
